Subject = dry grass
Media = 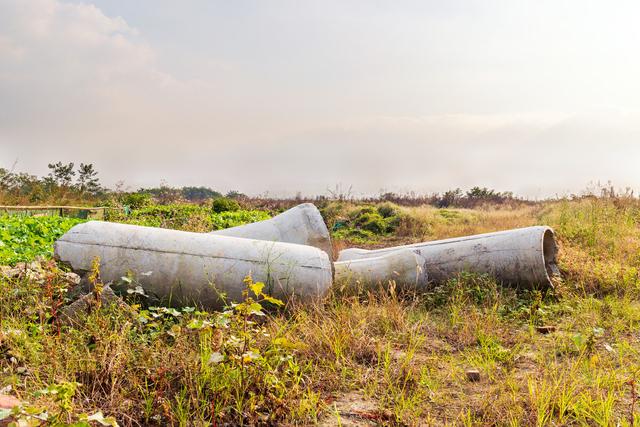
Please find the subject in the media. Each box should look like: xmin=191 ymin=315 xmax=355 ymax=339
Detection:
xmin=2 ymin=198 xmax=640 ymax=425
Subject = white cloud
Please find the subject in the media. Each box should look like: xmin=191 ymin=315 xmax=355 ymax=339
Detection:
xmin=0 ymin=0 xmax=169 ymax=125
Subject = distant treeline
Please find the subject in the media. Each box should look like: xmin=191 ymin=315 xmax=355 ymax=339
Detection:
xmin=0 ymin=162 xmax=247 ymax=206
xmin=1 ymin=162 xmax=633 ymax=209
xmin=1 ymin=162 xmax=102 ymax=204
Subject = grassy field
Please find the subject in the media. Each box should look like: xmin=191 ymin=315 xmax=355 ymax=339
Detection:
xmin=1 ymin=197 xmax=640 ymax=426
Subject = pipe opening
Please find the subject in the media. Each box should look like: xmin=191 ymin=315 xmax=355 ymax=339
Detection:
xmin=543 ymin=229 xmax=560 ymax=281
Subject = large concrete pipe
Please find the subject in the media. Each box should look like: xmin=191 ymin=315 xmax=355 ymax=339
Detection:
xmin=334 ymin=250 xmax=429 ymax=292
xmin=54 ymin=221 xmax=332 ymax=309
xmin=338 ymin=226 xmax=559 ymax=288
xmin=210 ymin=203 xmax=333 ymax=258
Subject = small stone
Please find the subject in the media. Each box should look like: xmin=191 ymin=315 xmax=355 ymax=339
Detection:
xmin=0 ymin=394 xmax=20 ymax=409
xmin=59 ymin=285 xmax=129 ymax=326
xmin=63 ymin=272 xmax=81 ymax=286
xmin=466 ymin=369 xmax=481 ymax=382
xmin=536 ymin=325 xmax=556 ymax=334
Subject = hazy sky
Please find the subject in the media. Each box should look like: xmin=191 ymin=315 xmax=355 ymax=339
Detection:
xmin=1 ymin=0 xmax=639 ymax=197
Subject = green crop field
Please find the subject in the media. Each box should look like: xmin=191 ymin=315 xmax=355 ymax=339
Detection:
xmin=1 ymin=198 xmax=640 ymax=426
xmin=0 ymin=216 xmax=86 ymax=265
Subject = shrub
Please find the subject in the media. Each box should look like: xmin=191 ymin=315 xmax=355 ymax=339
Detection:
xmin=355 ymin=212 xmax=388 ymax=234
xmin=377 ymin=202 xmax=399 ymax=218
xmin=332 ymin=227 xmax=376 ymax=242
xmin=211 ymin=197 xmax=241 ymax=213
xmin=348 ymin=206 xmax=376 ymax=220
xmin=121 ymin=192 xmax=152 ymax=210
xmin=329 ymin=204 xmax=401 ymax=239
xmin=319 ymin=202 xmax=347 ymax=230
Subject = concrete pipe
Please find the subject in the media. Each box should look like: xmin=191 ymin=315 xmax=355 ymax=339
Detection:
xmin=334 ymin=250 xmax=428 ymax=291
xmin=210 ymin=203 xmax=333 ymax=258
xmin=54 ymin=221 xmax=333 ymax=309
xmin=338 ymin=226 xmax=559 ymax=288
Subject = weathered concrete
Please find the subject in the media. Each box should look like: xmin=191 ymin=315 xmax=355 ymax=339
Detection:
xmin=338 ymin=226 xmax=559 ymax=288
xmin=55 ymin=221 xmax=333 ymax=309
xmin=334 ymin=250 xmax=428 ymax=291
xmin=211 ymin=203 xmax=333 ymax=258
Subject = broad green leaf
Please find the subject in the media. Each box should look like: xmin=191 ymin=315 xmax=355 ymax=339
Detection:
xmin=250 ymin=281 xmax=265 ymax=297
xmin=263 ymin=295 xmax=285 ymax=306
xmin=86 ymin=411 xmax=119 ymax=427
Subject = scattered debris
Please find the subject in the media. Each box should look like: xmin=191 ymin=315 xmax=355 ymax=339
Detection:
xmin=318 ymin=391 xmax=392 ymax=427
xmin=535 ymin=325 xmax=557 ymax=334
xmin=0 ymin=394 xmax=20 ymax=409
xmin=0 ymin=395 xmax=19 ymax=427
xmin=466 ymin=369 xmax=481 ymax=382
xmin=59 ymin=285 xmax=128 ymax=325
xmin=0 ymin=261 xmax=80 ymax=287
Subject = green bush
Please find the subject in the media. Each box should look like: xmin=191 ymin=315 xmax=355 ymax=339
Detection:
xmin=121 ymin=192 xmax=153 ymax=210
xmin=332 ymin=227 xmax=376 ymax=242
xmin=319 ymin=202 xmax=347 ymax=230
xmin=377 ymin=202 xmax=399 ymax=218
xmin=329 ymin=204 xmax=401 ymax=239
xmin=211 ymin=197 xmax=241 ymax=213
xmin=348 ymin=206 xmax=376 ymax=220
xmin=355 ymin=212 xmax=388 ymax=234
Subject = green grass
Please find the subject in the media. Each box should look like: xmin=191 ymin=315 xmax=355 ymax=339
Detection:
xmin=2 ymin=198 xmax=640 ymax=425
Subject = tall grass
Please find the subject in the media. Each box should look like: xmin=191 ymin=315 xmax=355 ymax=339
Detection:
xmin=1 ymin=198 xmax=640 ymax=425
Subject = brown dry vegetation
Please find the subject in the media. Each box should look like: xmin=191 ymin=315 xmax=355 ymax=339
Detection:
xmin=2 ymin=197 xmax=640 ymax=426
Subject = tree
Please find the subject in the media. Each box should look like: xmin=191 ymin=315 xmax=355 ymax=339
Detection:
xmin=466 ymin=187 xmax=497 ymax=200
xmin=47 ymin=162 xmax=75 ymax=188
xmin=0 ymin=168 xmax=13 ymax=191
xmin=181 ymin=186 xmax=222 ymax=201
xmin=437 ymin=188 xmax=463 ymax=208
xmin=225 ymin=190 xmax=246 ymax=199
xmin=77 ymin=163 xmax=101 ymax=195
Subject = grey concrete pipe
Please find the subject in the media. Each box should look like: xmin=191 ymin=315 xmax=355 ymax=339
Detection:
xmin=334 ymin=250 xmax=428 ymax=291
xmin=54 ymin=221 xmax=332 ymax=309
xmin=210 ymin=203 xmax=333 ymax=258
xmin=338 ymin=226 xmax=559 ymax=288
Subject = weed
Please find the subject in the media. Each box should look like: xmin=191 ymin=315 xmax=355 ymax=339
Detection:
xmin=1 ymin=197 xmax=640 ymax=425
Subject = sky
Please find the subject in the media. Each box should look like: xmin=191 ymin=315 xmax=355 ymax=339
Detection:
xmin=1 ymin=0 xmax=639 ymax=198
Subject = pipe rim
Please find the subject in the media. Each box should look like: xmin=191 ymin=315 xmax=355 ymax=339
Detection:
xmin=541 ymin=227 xmax=560 ymax=288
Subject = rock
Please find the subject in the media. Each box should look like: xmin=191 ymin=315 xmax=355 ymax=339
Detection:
xmin=0 ymin=394 xmax=19 ymax=427
xmin=317 ymin=391 xmax=383 ymax=426
xmin=0 ymin=394 xmax=20 ymax=409
xmin=62 ymin=271 xmax=81 ymax=286
xmin=59 ymin=285 xmax=128 ymax=326
xmin=0 ymin=261 xmax=45 ymax=284
xmin=0 ymin=261 xmax=79 ymax=288
xmin=466 ymin=369 xmax=481 ymax=382
xmin=535 ymin=325 xmax=557 ymax=334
